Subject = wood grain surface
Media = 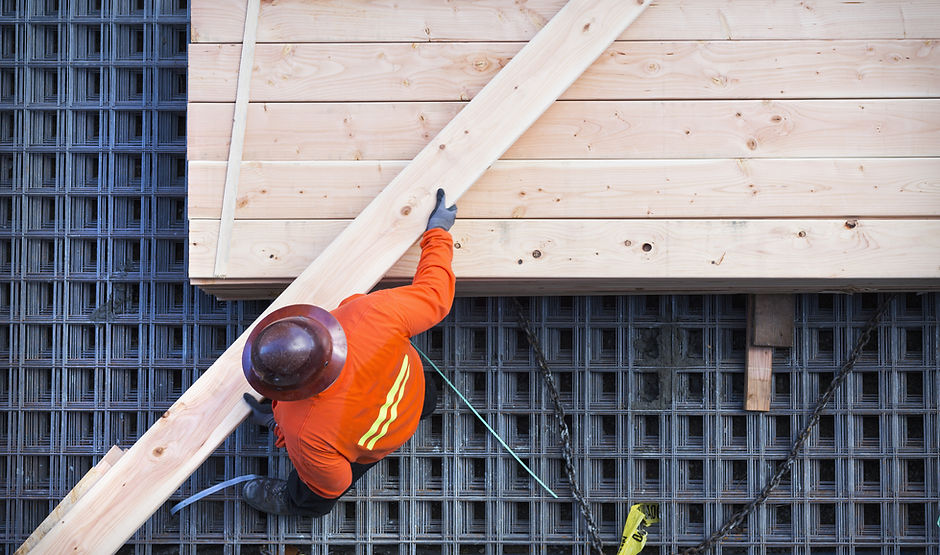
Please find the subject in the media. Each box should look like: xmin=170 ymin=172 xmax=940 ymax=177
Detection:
xmin=192 ymin=0 xmax=940 ymax=43
xmin=187 ymin=158 xmax=940 ymax=219
xmin=189 ymin=218 xmax=940 ymax=280
xmin=187 ymin=99 xmax=940 ymax=161
xmin=189 ymin=40 xmax=940 ymax=102
xmin=191 ymin=277 xmax=940 ymax=300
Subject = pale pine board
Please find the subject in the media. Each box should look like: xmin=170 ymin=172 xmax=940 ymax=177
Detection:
xmin=192 ymin=0 xmax=940 ymax=42
xmin=213 ymin=0 xmax=260 ymax=277
xmin=188 ymin=40 xmax=940 ymax=102
xmin=187 ymin=159 xmax=940 ymax=219
xmin=188 ymin=218 xmax=940 ymax=280
xmin=190 ymin=277 xmax=940 ymax=299
xmin=16 ymin=447 xmax=125 ymax=554
xmin=33 ymin=0 xmax=651 ymax=550
xmin=187 ymin=100 xmax=940 ymax=161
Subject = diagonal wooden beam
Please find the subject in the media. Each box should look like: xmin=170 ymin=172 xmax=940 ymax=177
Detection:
xmin=212 ymin=0 xmax=261 ymax=277
xmin=16 ymin=447 xmax=124 ymax=554
xmin=29 ymin=0 xmax=651 ymax=551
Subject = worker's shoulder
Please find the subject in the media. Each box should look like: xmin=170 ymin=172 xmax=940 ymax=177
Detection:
xmin=337 ymin=293 xmax=368 ymax=308
xmin=334 ymin=289 xmax=400 ymax=324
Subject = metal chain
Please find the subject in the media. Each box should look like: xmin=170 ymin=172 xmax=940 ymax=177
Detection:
xmin=676 ymin=293 xmax=897 ymax=555
xmin=515 ymin=294 xmax=896 ymax=555
xmin=514 ymin=298 xmax=606 ymax=555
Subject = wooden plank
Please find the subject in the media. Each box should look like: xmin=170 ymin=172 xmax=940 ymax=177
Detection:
xmin=187 ymin=99 xmax=940 ymax=161
xmin=745 ymin=296 xmax=774 ymax=412
xmin=213 ymin=0 xmax=260 ymax=277
xmin=34 ymin=1 xmax=651 ymax=551
xmin=192 ymin=0 xmax=940 ymax=43
xmin=188 ymin=218 xmax=940 ymax=280
xmin=188 ymin=40 xmax=940 ymax=102
xmin=752 ymin=294 xmax=795 ymax=347
xmin=191 ymin=277 xmax=940 ymax=300
xmin=187 ymin=158 xmax=940 ymax=220
xmin=16 ymin=446 xmax=125 ymax=554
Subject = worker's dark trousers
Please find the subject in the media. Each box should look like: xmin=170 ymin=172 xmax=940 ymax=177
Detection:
xmin=286 ymin=372 xmax=439 ymax=517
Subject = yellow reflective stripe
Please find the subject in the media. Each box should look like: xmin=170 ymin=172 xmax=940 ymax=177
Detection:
xmin=357 ymin=355 xmax=410 ymax=448
xmin=366 ymin=361 xmax=410 ymax=450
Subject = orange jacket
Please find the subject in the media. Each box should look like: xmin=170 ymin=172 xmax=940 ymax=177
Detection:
xmin=272 ymin=228 xmax=455 ymax=498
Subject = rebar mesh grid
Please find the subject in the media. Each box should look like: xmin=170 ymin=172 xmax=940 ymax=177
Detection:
xmin=1 ymin=1 xmax=939 ymax=554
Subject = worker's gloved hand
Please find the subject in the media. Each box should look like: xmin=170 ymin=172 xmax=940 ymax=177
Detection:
xmin=426 ymin=188 xmax=457 ymax=232
xmin=243 ymin=393 xmax=276 ymax=431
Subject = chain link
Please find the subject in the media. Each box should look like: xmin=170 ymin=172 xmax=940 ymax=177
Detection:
xmin=514 ymin=298 xmax=606 ymax=555
xmin=515 ymin=294 xmax=897 ymax=555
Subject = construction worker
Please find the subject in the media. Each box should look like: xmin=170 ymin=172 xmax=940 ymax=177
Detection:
xmin=239 ymin=189 xmax=457 ymax=517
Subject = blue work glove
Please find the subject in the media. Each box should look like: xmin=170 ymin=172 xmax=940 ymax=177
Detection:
xmin=426 ymin=188 xmax=457 ymax=232
xmin=243 ymin=393 xmax=276 ymax=431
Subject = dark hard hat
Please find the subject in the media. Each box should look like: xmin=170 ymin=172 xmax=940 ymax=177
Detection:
xmin=242 ymin=304 xmax=347 ymax=401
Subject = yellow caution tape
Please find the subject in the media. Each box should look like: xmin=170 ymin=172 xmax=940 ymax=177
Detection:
xmin=616 ymin=503 xmax=661 ymax=555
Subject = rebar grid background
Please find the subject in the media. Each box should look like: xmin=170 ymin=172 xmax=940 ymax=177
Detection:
xmin=1 ymin=1 xmax=939 ymax=554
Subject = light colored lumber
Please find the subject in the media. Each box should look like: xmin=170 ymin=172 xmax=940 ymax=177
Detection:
xmin=33 ymin=0 xmax=650 ymax=551
xmin=189 ymin=218 xmax=940 ymax=280
xmin=16 ymin=446 xmax=125 ymax=554
xmin=188 ymin=40 xmax=940 ymax=102
xmin=187 ymin=158 xmax=940 ymax=220
xmin=213 ymin=0 xmax=260 ymax=277
xmin=187 ymin=99 xmax=940 ymax=161
xmin=192 ymin=0 xmax=940 ymax=43
xmin=191 ymin=277 xmax=940 ymax=300
xmin=745 ymin=296 xmax=774 ymax=412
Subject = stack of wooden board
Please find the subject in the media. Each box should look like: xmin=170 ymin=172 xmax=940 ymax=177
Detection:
xmin=188 ymin=0 xmax=940 ymax=299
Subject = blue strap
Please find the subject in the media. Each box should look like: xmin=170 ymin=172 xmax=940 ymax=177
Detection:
xmin=170 ymin=474 xmax=262 ymax=515
xmin=412 ymin=343 xmax=559 ymax=499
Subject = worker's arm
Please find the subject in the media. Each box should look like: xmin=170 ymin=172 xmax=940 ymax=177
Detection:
xmin=243 ymin=393 xmax=276 ymax=430
xmin=376 ymin=190 xmax=456 ymax=336
xmin=378 ymin=228 xmax=455 ymax=336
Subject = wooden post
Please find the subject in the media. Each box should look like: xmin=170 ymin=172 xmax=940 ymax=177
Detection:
xmin=752 ymin=294 xmax=795 ymax=347
xmin=30 ymin=0 xmax=651 ymax=552
xmin=745 ymin=294 xmax=795 ymax=411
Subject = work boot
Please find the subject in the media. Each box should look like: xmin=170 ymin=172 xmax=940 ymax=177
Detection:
xmin=242 ymin=477 xmax=295 ymax=516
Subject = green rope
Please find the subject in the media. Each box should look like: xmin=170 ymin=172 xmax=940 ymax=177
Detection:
xmin=412 ymin=343 xmax=559 ymax=499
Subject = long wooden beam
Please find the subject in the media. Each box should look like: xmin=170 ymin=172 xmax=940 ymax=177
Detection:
xmin=192 ymin=0 xmax=940 ymax=42
xmin=186 ymin=158 xmax=940 ymax=220
xmin=187 ymin=99 xmax=940 ymax=161
xmin=188 ymin=218 xmax=940 ymax=280
xmin=31 ymin=0 xmax=651 ymax=551
xmin=212 ymin=0 xmax=261 ymax=277
xmin=188 ymin=40 xmax=940 ymax=102
xmin=16 ymin=447 xmax=124 ymax=554
xmin=191 ymin=277 xmax=940 ymax=300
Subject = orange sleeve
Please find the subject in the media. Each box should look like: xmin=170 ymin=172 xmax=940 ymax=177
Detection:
xmin=338 ymin=293 xmax=366 ymax=307
xmin=380 ymin=228 xmax=455 ymax=336
xmin=292 ymin=442 xmax=353 ymax=499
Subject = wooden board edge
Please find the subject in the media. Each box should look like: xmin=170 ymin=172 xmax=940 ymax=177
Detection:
xmin=16 ymin=446 xmax=126 ymax=554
